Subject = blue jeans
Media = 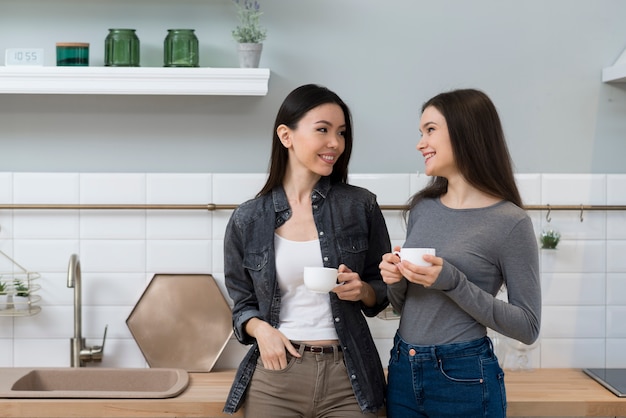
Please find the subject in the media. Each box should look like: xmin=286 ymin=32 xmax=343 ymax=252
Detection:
xmin=386 ymin=333 xmax=506 ymax=418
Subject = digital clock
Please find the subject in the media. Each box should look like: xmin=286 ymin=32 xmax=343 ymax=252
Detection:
xmin=4 ymin=48 xmax=44 ymax=66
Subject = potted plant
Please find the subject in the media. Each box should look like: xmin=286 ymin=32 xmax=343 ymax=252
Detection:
xmin=0 ymin=280 xmax=8 ymax=310
xmin=12 ymin=279 xmax=30 ymax=311
xmin=231 ymin=0 xmax=267 ymax=68
xmin=540 ymin=228 xmax=561 ymax=250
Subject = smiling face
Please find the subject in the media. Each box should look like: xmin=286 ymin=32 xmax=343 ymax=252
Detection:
xmin=417 ymin=105 xmax=458 ymax=179
xmin=277 ymin=103 xmax=346 ymax=179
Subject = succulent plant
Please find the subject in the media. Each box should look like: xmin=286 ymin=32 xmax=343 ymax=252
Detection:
xmin=13 ymin=279 xmax=30 ymax=297
xmin=541 ymin=229 xmax=561 ymax=249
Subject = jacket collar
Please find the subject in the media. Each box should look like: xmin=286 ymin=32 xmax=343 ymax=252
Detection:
xmin=271 ymin=176 xmax=332 ymax=213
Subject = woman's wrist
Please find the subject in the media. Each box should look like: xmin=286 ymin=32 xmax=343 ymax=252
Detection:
xmin=361 ymin=282 xmax=376 ymax=307
xmin=244 ymin=317 xmax=267 ymax=339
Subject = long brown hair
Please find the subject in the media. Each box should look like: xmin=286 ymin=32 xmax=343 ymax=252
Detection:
xmin=408 ymin=89 xmax=522 ymax=211
xmin=257 ymin=84 xmax=353 ymax=197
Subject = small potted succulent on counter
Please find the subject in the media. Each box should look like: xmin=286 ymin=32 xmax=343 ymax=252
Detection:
xmin=540 ymin=228 xmax=561 ymax=250
xmin=12 ymin=279 xmax=30 ymax=311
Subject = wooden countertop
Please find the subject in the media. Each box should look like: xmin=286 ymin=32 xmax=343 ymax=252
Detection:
xmin=0 ymin=368 xmax=625 ymax=417
xmin=505 ymin=368 xmax=626 ymax=417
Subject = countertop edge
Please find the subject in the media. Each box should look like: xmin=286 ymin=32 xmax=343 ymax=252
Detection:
xmin=1 ymin=369 xmax=626 ymax=417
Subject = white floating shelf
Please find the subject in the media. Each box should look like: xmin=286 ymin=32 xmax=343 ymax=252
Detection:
xmin=602 ymin=47 xmax=626 ymax=83
xmin=0 ymin=66 xmax=270 ymax=95
xmin=602 ymin=64 xmax=626 ymax=83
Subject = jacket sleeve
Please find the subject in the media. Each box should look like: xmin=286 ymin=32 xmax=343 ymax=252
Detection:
xmin=224 ymin=211 xmax=262 ymax=345
xmin=360 ymin=200 xmax=391 ymax=317
xmin=387 ymin=206 xmax=415 ymax=315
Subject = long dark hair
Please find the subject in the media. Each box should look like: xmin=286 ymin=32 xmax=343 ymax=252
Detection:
xmin=408 ymin=88 xmax=522 ymax=211
xmin=257 ymin=84 xmax=353 ymax=197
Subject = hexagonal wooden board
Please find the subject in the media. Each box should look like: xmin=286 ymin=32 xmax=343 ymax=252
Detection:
xmin=126 ymin=274 xmax=233 ymax=372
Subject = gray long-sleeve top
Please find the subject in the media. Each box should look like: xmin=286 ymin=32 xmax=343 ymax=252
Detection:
xmin=389 ymin=198 xmax=541 ymax=346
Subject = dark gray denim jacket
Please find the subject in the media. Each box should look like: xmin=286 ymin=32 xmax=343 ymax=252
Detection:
xmin=223 ymin=177 xmax=390 ymax=414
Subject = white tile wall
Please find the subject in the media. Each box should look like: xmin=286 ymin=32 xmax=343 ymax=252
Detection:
xmin=0 ymin=173 xmax=624 ymax=370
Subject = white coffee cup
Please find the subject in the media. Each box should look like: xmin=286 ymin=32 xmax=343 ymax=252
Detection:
xmin=394 ymin=247 xmax=436 ymax=266
xmin=303 ymin=266 xmax=339 ymax=293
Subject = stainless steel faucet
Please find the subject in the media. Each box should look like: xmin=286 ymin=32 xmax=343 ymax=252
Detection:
xmin=67 ymin=254 xmax=108 ymax=367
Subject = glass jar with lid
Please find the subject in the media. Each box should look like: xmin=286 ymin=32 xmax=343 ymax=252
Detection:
xmin=56 ymin=42 xmax=89 ymax=66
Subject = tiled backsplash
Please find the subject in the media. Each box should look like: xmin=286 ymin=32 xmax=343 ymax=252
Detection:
xmin=0 ymin=172 xmax=625 ymax=370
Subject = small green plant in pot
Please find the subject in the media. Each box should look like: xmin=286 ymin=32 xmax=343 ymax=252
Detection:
xmin=541 ymin=229 xmax=561 ymax=249
xmin=12 ymin=279 xmax=30 ymax=311
xmin=14 ymin=279 xmax=29 ymax=297
xmin=232 ymin=0 xmax=267 ymax=68
xmin=0 ymin=280 xmax=8 ymax=310
xmin=231 ymin=0 xmax=267 ymax=44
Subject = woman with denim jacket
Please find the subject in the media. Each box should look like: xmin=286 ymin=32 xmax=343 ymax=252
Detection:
xmin=379 ymin=89 xmax=541 ymax=418
xmin=223 ymin=84 xmax=391 ymax=417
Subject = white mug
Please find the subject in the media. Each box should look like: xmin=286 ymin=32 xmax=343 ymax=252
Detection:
xmin=394 ymin=247 xmax=436 ymax=266
xmin=303 ymin=266 xmax=339 ymax=293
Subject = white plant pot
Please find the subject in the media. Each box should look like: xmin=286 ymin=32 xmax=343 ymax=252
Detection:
xmin=237 ymin=43 xmax=263 ymax=68
xmin=13 ymin=295 xmax=30 ymax=311
xmin=0 ymin=294 xmax=8 ymax=310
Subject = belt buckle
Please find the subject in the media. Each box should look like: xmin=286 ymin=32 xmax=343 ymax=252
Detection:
xmin=309 ymin=345 xmax=325 ymax=353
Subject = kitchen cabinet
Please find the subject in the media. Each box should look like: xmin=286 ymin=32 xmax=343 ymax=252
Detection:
xmin=0 ymin=67 xmax=270 ymax=95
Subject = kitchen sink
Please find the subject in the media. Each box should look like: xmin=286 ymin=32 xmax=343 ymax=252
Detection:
xmin=0 ymin=367 xmax=189 ymax=398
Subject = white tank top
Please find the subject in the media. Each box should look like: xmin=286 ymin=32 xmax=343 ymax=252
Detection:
xmin=274 ymin=233 xmax=338 ymax=341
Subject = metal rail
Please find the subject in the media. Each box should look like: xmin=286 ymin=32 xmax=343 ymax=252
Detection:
xmin=0 ymin=204 xmax=625 ymax=211
xmin=0 ymin=204 xmax=238 ymax=211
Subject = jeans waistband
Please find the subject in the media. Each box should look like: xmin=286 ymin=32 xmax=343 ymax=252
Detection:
xmin=393 ymin=332 xmax=491 ymax=360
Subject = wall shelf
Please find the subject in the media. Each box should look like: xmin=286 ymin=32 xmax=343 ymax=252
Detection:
xmin=602 ymin=64 xmax=626 ymax=83
xmin=0 ymin=250 xmax=42 ymax=317
xmin=0 ymin=66 xmax=270 ymax=95
xmin=602 ymin=47 xmax=626 ymax=83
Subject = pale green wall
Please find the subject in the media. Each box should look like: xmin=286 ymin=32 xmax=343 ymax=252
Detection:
xmin=1 ymin=0 xmax=625 ymax=173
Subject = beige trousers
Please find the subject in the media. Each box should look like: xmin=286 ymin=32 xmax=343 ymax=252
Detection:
xmin=243 ymin=344 xmax=378 ymax=418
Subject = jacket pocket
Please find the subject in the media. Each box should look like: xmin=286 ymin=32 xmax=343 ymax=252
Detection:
xmin=243 ymin=250 xmax=268 ymax=272
xmin=337 ymin=236 xmax=368 ymax=272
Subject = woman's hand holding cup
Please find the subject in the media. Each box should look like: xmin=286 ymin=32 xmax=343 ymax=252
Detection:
xmin=394 ymin=247 xmax=436 ymax=266
xmin=380 ymin=246 xmax=441 ymax=287
xmin=394 ymin=247 xmax=441 ymax=287
xmin=379 ymin=246 xmax=404 ymax=285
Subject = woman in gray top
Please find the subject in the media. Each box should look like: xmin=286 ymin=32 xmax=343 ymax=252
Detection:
xmin=379 ymin=89 xmax=541 ymax=418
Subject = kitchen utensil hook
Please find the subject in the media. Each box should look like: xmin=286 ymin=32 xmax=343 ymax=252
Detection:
xmin=546 ymin=205 xmax=552 ymax=223
xmin=580 ymin=204 xmax=584 ymax=222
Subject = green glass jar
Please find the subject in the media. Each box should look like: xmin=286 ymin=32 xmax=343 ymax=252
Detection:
xmin=56 ymin=42 xmax=89 ymax=66
xmin=105 ymin=29 xmax=140 ymax=67
xmin=163 ymin=29 xmax=199 ymax=67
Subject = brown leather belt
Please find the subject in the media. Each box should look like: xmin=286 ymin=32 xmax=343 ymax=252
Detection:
xmin=292 ymin=343 xmax=342 ymax=354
